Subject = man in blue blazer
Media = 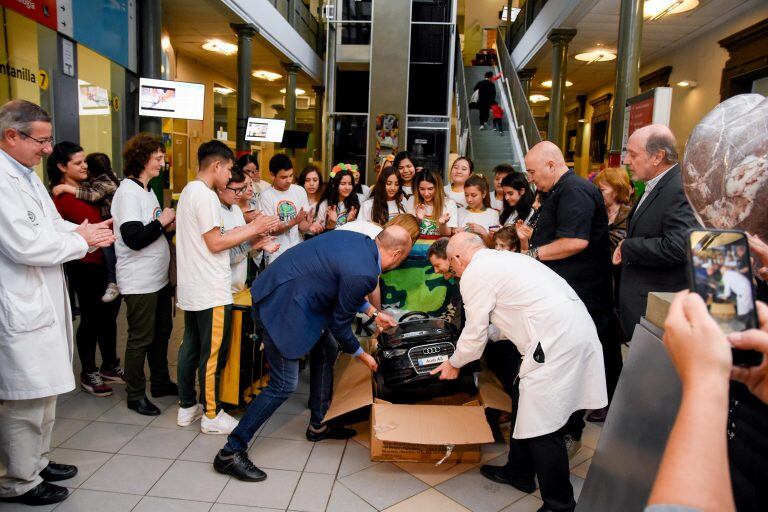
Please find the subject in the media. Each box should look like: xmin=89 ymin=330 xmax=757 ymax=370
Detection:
xmin=213 ymin=225 xmax=412 ymax=481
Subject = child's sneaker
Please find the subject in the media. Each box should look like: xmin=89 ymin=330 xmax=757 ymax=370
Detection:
xmin=101 ymin=283 xmax=120 ymax=303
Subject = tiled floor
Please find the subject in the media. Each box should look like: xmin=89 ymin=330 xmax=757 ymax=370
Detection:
xmin=0 ymin=310 xmax=602 ymax=512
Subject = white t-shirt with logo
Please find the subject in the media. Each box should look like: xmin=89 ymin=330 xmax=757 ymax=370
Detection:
xmin=407 ymin=198 xmax=459 ymax=235
xmin=110 ymin=179 xmax=170 ymax=295
xmin=490 ymin=193 xmax=504 ymax=212
xmin=444 ymin=185 xmax=467 ymax=208
xmin=316 ymin=199 xmax=357 ymax=228
xmin=258 ymin=184 xmax=310 ymax=261
xmin=220 ymin=203 xmax=248 ymax=294
xmin=176 ymin=180 xmax=232 ymax=311
xmin=457 ymin=207 xmax=500 ymax=232
xmin=360 ymin=198 xmax=406 ymax=225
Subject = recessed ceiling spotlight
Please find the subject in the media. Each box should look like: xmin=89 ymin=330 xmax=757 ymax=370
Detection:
xmin=644 ymin=0 xmax=699 ymax=21
xmin=574 ymin=50 xmax=617 ymax=63
xmin=202 ymin=40 xmax=237 ymax=56
xmin=253 ymin=70 xmax=283 ymax=82
xmin=541 ymin=80 xmax=573 ymax=88
xmin=529 ymin=94 xmax=550 ymax=103
xmin=280 ymin=88 xmax=306 ymax=95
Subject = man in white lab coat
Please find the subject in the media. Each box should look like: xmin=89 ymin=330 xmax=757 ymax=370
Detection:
xmin=431 ymin=233 xmax=607 ymax=512
xmin=0 ymin=100 xmax=115 ymax=506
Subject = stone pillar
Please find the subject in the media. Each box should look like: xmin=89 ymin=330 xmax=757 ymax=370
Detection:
xmin=517 ymin=67 xmax=537 ymax=102
xmin=282 ymin=62 xmax=301 ymax=131
xmin=547 ymin=28 xmax=576 ymax=149
xmin=138 ymin=0 xmax=162 ymax=135
xmin=231 ymin=23 xmax=258 ymax=158
xmin=608 ymin=0 xmax=644 ymax=166
xmin=312 ymin=85 xmax=325 ymax=162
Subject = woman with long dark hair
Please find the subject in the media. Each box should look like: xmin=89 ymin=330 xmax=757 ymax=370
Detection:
xmin=410 ymin=169 xmax=457 ymax=236
xmin=392 ymin=151 xmax=417 ymax=199
xmin=297 ymin=164 xmax=324 ymax=217
xmin=499 ymin=172 xmax=535 ymax=226
xmin=316 ymin=168 xmax=361 ymax=229
xmin=361 ymin=166 xmax=406 ymax=226
xmin=49 ymin=142 xmax=122 ymax=397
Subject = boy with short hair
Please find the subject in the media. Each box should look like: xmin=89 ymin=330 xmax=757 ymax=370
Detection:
xmin=493 ymin=226 xmax=520 ymax=252
xmin=258 ymin=154 xmax=323 ymax=262
xmin=176 ymin=140 xmax=278 ymax=434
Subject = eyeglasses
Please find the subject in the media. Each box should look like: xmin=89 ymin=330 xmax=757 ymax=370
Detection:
xmin=17 ymin=130 xmax=54 ymax=146
xmin=226 ymin=185 xmax=247 ymax=196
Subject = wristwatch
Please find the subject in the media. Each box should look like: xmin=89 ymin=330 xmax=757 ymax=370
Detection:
xmin=525 ymin=247 xmax=540 ymax=261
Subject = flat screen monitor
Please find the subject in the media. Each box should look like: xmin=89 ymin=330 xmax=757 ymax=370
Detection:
xmin=281 ymin=130 xmax=310 ymax=149
xmin=245 ymin=117 xmax=286 ymax=143
xmin=139 ymin=78 xmax=205 ymax=120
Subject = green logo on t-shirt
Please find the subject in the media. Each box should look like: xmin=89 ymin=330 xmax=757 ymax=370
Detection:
xmin=276 ymin=200 xmax=297 ymax=222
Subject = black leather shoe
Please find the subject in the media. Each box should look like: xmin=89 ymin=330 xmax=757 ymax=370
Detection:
xmin=214 ymin=450 xmax=267 ymax=482
xmin=536 ymin=507 xmax=554 ymax=512
xmin=306 ymin=424 xmax=356 ymax=442
xmin=0 ymin=481 xmax=69 ymax=505
xmin=586 ymin=406 xmax=608 ymax=423
xmin=151 ymin=381 xmax=179 ymax=398
xmin=480 ymin=465 xmax=536 ymax=493
xmin=127 ymin=396 xmax=161 ymax=416
xmin=40 ymin=461 xmax=78 ymax=482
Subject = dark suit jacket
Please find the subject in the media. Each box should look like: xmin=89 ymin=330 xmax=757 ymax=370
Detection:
xmin=619 ymin=164 xmax=699 ymax=335
xmin=251 ymin=230 xmax=379 ymax=359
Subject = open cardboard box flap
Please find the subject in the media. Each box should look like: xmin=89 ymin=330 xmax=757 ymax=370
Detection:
xmin=324 ymin=354 xmax=512 ymax=441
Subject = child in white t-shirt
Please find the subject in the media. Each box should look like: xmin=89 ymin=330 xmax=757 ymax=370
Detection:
xmin=444 ymin=156 xmax=473 ymax=208
xmin=409 ymin=169 xmax=457 ymax=236
xmin=490 ymin=163 xmax=514 ymax=212
xmin=393 ymin=151 xmax=417 ymax=200
xmin=316 ymin=168 xmax=361 ymax=229
xmin=456 ymin=174 xmax=500 ymax=246
xmin=361 ymin=167 xmax=407 ymax=226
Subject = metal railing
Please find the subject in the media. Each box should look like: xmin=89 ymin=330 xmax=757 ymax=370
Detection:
xmin=495 ymin=30 xmax=541 ymax=153
xmin=453 ymin=31 xmax=472 ymax=161
xmin=267 ymin=0 xmax=324 ymax=54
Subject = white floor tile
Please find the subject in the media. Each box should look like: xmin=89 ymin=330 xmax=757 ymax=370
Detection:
xmin=60 ymin=421 xmax=142 ymax=453
xmin=50 ymin=418 xmax=90 ymax=447
xmin=500 ymin=494 xmax=543 ymax=512
xmin=52 ymin=489 xmax=140 ymax=512
xmin=304 ymin=442 xmax=346 ymax=475
xmin=382 ymin=488 xmax=471 ymax=511
xmin=55 ymin=393 xmax=121 ymax=421
xmin=338 ymin=463 xmax=428 ymax=510
xmin=179 ymin=432 xmax=229 ymax=463
xmin=133 ymin=496 xmax=213 ymax=512
xmin=259 ymin=411 xmax=311 ymax=441
xmin=337 ymin=440 xmax=378 ymax=478
xmin=95 ymin=400 xmax=156 ymax=426
xmin=288 ymin=472 xmax=335 ymax=512
xmin=218 ymin=468 xmax=300 ymax=509
xmin=248 ymin=437 xmax=313 ymax=472
xmin=149 ymin=459 xmax=230 ymax=502
xmin=436 ymin=464 xmax=527 ymax=512
xmin=325 ymin=481 xmax=377 ymax=512
xmin=80 ymin=454 xmax=173 ymax=495
xmin=46 ymin=448 xmax=113 ymax=488
xmin=119 ymin=426 xmax=197 ymax=459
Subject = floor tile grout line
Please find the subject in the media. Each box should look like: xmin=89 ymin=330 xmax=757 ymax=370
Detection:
xmin=336 ymin=479 xmax=382 ymax=512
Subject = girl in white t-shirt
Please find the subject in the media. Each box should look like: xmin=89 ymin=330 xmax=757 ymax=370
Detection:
xmin=393 ymin=151 xmax=417 ymax=200
xmin=457 ymin=174 xmax=500 ymax=246
xmin=491 ymin=163 xmax=514 ymax=212
xmin=298 ymin=164 xmax=324 ymax=220
xmin=444 ymin=156 xmax=473 ymax=208
xmin=361 ymin=167 xmax=407 ymax=226
xmin=316 ymin=168 xmax=360 ymax=230
xmin=410 ymin=169 xmax=457 ymax=236
xmin=499 ymin=171 xmax=535 ymax=226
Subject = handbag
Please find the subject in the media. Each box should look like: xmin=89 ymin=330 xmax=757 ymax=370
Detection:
xmin=469 ymin=89 xmax=479 ymax=109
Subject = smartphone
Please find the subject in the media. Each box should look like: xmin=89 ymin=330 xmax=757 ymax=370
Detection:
xmin=687 ymin=229 xmax=763 ymax=367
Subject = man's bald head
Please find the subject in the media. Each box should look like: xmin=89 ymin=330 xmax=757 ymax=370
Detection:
xmin=376 ymin=225 xmax=413 ymax=271
xmin=524 ymin=141 xmax=569 ymax=193
xmin=446 ymin=232 xmax=485 ymax=277
xmin=624 ymin=124 xmax=678 ymax=181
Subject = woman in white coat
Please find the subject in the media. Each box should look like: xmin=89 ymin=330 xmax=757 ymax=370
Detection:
xmin=0 ymin=100 xmax=114 ymax=507
xmin=431 ymin=233 xmax=607 ymax=512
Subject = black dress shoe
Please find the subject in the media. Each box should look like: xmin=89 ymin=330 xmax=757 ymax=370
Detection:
xmin=213 ymin=450 xmax=267 ymax=482
xmin=40 ymin=461 xmax=78 ymax=482
xmin=480 ymin=465 xmax=536 ymax=493
xmin=151 ymin=381 xmax=179 ymax=398
xmin=536 ymin=507 xmax=554 ymax=512
xmin=0 ymin=481 xmax=69 ymax=505
xmin=306 ymin=424 xmax=356 ymax=442
xmin=586 ymin=406 xmax=608 ymax=423
xmin=127 ymin=396 xmax=161 ymax=416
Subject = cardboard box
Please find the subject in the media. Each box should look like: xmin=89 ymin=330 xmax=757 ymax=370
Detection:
xmin=324 ymin=353 xmax=512 ymax=464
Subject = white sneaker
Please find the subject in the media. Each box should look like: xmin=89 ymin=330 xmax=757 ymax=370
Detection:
xmin=177 ymin=404 xmax=203 ymax=426
xmin=101 ymin=283 xmax=120 ymax=302
xmin=479 ymin=125 xmax=486 ymax=130
xmin=201 ymin=409 xmax=240 ymax=435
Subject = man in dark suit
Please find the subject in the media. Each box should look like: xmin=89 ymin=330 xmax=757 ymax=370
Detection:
xmin=613 ymin=124 xmax=699 ymax=337
xmin=212 ymin=226 xmax=412 ymax=482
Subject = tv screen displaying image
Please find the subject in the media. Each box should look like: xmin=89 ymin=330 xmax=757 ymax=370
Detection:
xmin=245 ymin=117 xmax=286 ymax=142
xmin=281 ymin=130 xmax=310 ymax=149
xmin=78 ymin=81 xmax=110 ymax=116
xmin=139 ymin=78 xmax=205 ymax=120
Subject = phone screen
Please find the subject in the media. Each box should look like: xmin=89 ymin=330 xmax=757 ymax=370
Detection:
xmin=688 ymin=230 xmax=762 ymax=366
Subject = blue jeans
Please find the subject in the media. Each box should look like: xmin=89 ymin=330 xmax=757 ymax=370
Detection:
xmin=308 ymin=331 xmax=339 ymax=428
xmin=225 ymin=308 xmax=299 ymax=453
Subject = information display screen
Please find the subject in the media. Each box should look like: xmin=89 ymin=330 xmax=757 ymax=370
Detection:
xmin=245 ymin=117 xmax=286 ymax=142
xmin=139 ymin=78 xmax=205 ymax=120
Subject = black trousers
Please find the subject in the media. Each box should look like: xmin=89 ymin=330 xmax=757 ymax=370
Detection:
xmin=66 ymin=260 xmax=120 ymax=376
xmin=493 ymin=118 xmax=504 ymax=132
xmin=478 ymin=103 xmax=491 ymax=125
xmin=504 ymin=382 xmax=576 ymax=512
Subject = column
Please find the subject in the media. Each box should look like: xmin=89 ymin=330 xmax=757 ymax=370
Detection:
xmin=231 ymin=23 xmax=258 ymax=158
xmin=504 ymin=0 xmax=514 ymax=49
xmin=138 ymin=0 xmax=162 ymax=134
xmin=282 ymin=62 xmax=301 ymax=131
xmin=608 ymin=0 xmax=644 ymax=166
xmin=547 ymin=28 xmax=576 ymax=149
xmin=312 ymin=85 xmax=325 ymax=162
xmin=517 ymin=68 xmax=537 ymax=102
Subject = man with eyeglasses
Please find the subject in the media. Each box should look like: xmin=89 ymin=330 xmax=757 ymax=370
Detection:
xmin=0 ymin=100 xmax=115 ymax=506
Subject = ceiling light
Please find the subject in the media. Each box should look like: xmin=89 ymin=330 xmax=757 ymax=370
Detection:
xmin=202 ymin=40 xmax=238 ymax=56
xmin=644 ymin=0 xmax=699 ymax=21
xmin=280 ymin=88 xmax=306 ymax=95
xmin=676 ymin=80 xmax=698 ymax=88
xmin=574 ymin=50 xmax=616 ymax=63
xmin=213 ymin=86 xmax=235 ymax=95
xmin=253 ymin=70 xmax=283 ymax=82
xmin=541 ymin=80 xmax=573 ymax=88
xmin=529 ymin=94 xmax=549 ymax=103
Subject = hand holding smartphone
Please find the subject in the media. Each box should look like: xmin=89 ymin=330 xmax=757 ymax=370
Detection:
xmin=687 ymin=229 xmax=763 ymax=367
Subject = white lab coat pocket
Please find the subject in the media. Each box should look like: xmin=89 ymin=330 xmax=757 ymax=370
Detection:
xmin=0 ymin=285 xmax=55 ymax=335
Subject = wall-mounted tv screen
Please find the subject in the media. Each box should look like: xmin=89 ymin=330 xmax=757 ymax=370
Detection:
xmin=281 ymin=130 xmax=310 ymax=149
xmin=139 ymin=78 xmax=205 ymax=120
xmin=245 ymin=117 xmax=286 ymax=143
